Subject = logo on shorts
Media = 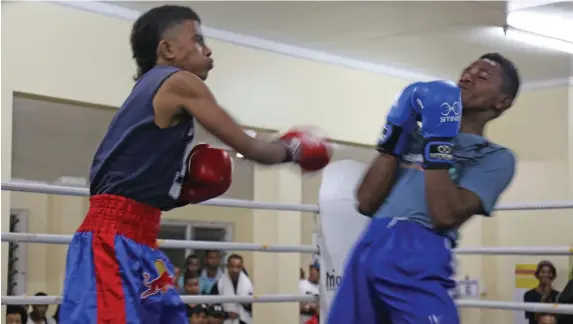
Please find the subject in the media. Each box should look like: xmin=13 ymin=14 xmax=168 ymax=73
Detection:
xmin=141 ymin=260 xmax=174 ymax=299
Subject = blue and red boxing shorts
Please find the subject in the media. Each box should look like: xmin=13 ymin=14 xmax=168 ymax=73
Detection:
xmin=59 ymin=195 xmax=187 ymax=324
xmin=327 ymin=217 xmax=458 ymax=324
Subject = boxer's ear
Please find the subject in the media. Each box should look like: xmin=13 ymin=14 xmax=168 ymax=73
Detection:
xmin=157 ymin=40 xmax=176 ymax=61
xmin=494 ymin=94 xmax=512 ymax=113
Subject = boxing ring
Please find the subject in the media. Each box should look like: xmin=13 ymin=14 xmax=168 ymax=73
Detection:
xmin=2 ymin=160 xmax=573 ymax=319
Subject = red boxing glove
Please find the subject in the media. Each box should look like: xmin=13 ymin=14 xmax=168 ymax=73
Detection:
xmin=280 ymin=129 xmax=332 ymax=172
xmin=179 ymin=144 xmax=233 ymax=204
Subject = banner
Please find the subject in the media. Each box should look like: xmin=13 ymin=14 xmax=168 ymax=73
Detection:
xmin=318 ymin=160 xmax=369 ymax=323
xmin=513 ymin=264 xmax=538 ymax=324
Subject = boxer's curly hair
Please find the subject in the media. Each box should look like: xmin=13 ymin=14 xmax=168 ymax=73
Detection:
xmin=130 ymin=5 xmax=201 ymax=80
xmin=480 ymin=53 xmax=521 ymax=101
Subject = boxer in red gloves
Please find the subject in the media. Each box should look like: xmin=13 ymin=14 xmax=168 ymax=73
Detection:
xmin=60 ymin=5 xmax=331 ymax=324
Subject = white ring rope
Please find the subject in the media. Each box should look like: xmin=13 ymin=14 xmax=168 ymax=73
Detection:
xmin=1 ymin=294 xmax=317 ymax=305
xmin=3 ymin=295 xmax=573 ymax=315
xmin=454 ymin=246 xmax=573 ymax=255
xmin=0 ymin=232 xmax=318 ymax=253
xmin=1 ymin=181 xmax=319 ymax=212
xmin=2 ymin=232 xmax=571 ymax=256
xmin=3 ymin=181 xmax=573 ymax=212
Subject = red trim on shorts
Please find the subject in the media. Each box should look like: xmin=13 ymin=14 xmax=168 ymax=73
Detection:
xmin=78 ymin=194 xmax=162 ymax=323
xmin=93 ymin=232 xmax=126 ymax=323
xmin=78 ymin=194 xmax=161 ymax=247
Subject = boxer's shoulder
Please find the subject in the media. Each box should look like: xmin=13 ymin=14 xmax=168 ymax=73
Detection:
xmin=158 ymin=69 xmax=209 ymax=97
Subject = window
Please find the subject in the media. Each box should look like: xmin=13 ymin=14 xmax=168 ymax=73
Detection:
xmin=158 ymin=220 xmax=232 ymax=269
xmin=7 ymin=210 xmax=28 ymax=296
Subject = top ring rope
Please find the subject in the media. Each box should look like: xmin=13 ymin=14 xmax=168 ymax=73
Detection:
xmin=1 ymin=181 xmax=319 ymax=212
xmin=3 ymin=181 xmax=573 ymax=212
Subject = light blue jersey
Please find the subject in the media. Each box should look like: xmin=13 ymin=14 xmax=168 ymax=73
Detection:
xmin=374 ymin=130 xmax=516 ymax=243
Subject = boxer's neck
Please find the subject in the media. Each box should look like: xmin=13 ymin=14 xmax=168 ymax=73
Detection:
xmin=460 ymin=117 xmax=486 ymax=136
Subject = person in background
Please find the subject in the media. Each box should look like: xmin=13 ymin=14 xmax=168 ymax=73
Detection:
xmin=52 ymin=306 xmax=60 ymax=323
xmin=184 ymin=274 xmax=202 ymax=296
xmin=524 ymin=260 xmax=560 ymax=324
xmin=556 ymin=268 xmax=573 ymax=324
xmin=27 ymin=292 xmax=57 ymax=324
xmin=177 ymin=254 xmax=202 ymax=291
xmin=305 ymin=308 xmax=320 ymax=324
xmin=210 ymin=254 xmax=253 ymax=324
xmin=299 ymin=262 xmax=320 ymax=324
xmin=201 ymin=250 xmax=224 ymax=294
xmin=187 ymin=304 xmax=208 ymax=324
xmin=539 ymin=315 xmax=557 ymax=324
xmin=300 ymin=268 xmax=306 ymax=280
xmin=207 ymin=304 xmax=226 ymax=324
xmin=7 ymin=305 xmax=27 ymax=324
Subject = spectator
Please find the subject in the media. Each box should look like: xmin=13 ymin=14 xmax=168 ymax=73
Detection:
xmin=210 ymin=254 xmax=253 ymax=324
xmin=7 ymin=305 xmax=27 ymax=324
xmin=207 ymin=304 xmax=226 ymax=324
xmin=201 ymin=250 xmax=224 ymax=294
xmin=299 ymin=262 xmax=320 ymax=324
xmin=524 ymin=261 xmax=560 ymax=324
xmin=27 ymin=292 xmax=56 ymax=324
xmin=177 ymin=254 xmax=202 ymax=290
xmin=52 ymin=306 xmax=60 ymax=323
xmin=556 ymin=268 xmax=573 ymax=324
xmin=539 ymin=315 xmax=557 ymax=324
xmin=183 ymin=274 xmax=202 ymax=296
xmin=187 ymin=304 xmax=208 ymax=324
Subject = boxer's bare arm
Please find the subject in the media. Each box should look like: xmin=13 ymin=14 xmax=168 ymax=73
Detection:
xmin=424 ymin=170 xmax=484 ymax=229
xmin=356 ymin=153 xmax=398 ymax=216
xmin=155 ymin=71 xmax=288 ymax=164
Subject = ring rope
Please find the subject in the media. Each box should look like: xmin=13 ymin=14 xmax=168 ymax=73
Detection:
xmin=1 ymin=232 xmax=318 ymax=253
xmin=3 ymin=181 xmax=573 ymax=212
xmin=1 ymin=294 xmax=317 ymax=305
xmin=3 ymin=295 xmax=573 ymax=314
xmin=1 ymin=181 xmax=319 ymax=212
xmin=3 ymin=232 xmax=572 ymax=256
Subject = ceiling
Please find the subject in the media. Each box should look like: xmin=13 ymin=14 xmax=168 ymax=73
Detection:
xmin=108 ymin=1 xmax=573 ymax=84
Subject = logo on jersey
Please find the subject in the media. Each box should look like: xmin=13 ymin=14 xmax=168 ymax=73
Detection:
xmin=141 ymin=260 xmax=174 ymax=299
xmin=440 ymin=102 xmax=461 ymax=123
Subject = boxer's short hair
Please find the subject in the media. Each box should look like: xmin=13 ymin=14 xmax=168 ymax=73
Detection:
xmin=479 ymin=53 xmax=521 ymax=100
xmin=131 ymin=5 xmax=202 ymax=79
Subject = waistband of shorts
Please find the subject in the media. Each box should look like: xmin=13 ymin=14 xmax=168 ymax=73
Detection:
xmin=78 ymin=194 xmax=161 ymax=247
xmin=386 ymin=217 xmax=457 ymax=249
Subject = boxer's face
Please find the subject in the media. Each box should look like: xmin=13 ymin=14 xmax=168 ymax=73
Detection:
xmin=458 ymin=59 xmax=510 ymax=114
xmin=159 ymin=20 xmax=213 ymax=80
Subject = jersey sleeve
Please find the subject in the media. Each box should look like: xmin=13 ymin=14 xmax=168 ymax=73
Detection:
xmin=457 ymin=148 xmax=516 ymax=216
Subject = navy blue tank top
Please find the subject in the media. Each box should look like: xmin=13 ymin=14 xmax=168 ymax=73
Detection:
xmin=90 ymin=65 xmax=195 ymax=211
